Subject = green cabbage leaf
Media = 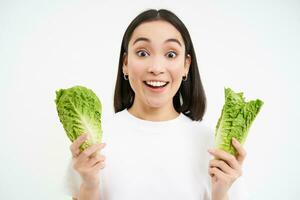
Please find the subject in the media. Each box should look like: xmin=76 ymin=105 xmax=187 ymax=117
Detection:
xmin=55 ymin=85 xmax=102 ymax=151
xmin=215 ymin=88 xmax=263 ymax=155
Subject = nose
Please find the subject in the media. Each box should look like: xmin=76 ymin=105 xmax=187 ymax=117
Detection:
xmin=147 ymin=56 xmax=165 ymax=75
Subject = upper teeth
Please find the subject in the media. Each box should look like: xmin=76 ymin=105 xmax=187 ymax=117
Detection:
xmin=146 ymin=81 xmax=167 ymax=87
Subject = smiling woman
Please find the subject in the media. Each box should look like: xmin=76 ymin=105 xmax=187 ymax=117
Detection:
xmin=64 ymin=8 xmax=249 ymax=200
xmin=114 ymin=9 xmax=207 ymax=122
xmin=121 ymin=20 xmax=192 ymax=120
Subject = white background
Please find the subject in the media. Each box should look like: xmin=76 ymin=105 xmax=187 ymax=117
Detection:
xmin=1 ymin=0 xmax=299 ymax=199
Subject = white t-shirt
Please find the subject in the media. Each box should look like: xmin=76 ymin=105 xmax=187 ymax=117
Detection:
xmin=63 ymin=109 xmax=249 ymax=199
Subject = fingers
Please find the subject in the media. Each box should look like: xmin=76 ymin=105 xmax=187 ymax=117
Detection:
xmin=87 ymin=154 xmax=106 ymax=167
xmin=208 ymin=148 xmax=239 ymax=170
xmin=208 ymin=139 xmax=245 ymax=183
xmin=93 ymin=160 xmax=106 ymax=170
xmin=232 ymin=138 xmax=247 ymax=165
xmin=77 ymin=143 xmax=106 ymax=162
xmin=73 ymin=143 xmax=106 ymax=174
xmin=209 ymin=159 xmax=234 ymax=174
xmin=208 ymin=167 xmax=229 ymax=182
xmin=70 ymin=134 xmax=87 ymax=157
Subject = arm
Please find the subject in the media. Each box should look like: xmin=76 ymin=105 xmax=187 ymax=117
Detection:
xmin=70 ymin=134 xmax=106 ymax=200
xmin=222 ymin=194 xmax=229 ymax=200
xmin=72 ymin=183 xmax=100 ymax=200
xmin=78 ymin=182 xmax=100 ymax=200
xmin=212 ymin=192 xmax=229 ymax=200
xmin=208 ymin=138 xmax=246 ymax=200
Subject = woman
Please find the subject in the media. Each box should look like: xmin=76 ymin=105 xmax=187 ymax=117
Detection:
xmin=66 ymin=9 xmax=247 ymax=200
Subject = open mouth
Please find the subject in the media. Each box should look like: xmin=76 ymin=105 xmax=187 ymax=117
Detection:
xmin=143 ymin=81 xmax=169 ymax=89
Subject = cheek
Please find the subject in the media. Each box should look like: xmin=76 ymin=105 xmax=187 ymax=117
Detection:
xmin=169 ymin=63 xmax=185 ymax=82
xmin=128 ymin=60 xmax=145 ymax=79
xmin=127 ymin=60 xmax=146 ymax=92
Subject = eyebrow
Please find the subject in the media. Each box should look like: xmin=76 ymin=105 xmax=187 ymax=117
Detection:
xmin=132 ymin=37 xmax=182 ymax=47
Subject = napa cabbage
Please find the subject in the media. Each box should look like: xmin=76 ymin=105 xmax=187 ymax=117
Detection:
xmin=55 ymin=85 xmax=102 ymax=151
xmin=215 ymin=88 xmax=263 ymax=155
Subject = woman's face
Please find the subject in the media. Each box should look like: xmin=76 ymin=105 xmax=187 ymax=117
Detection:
xmin=123 ymin=20 xmax=191 ymax=109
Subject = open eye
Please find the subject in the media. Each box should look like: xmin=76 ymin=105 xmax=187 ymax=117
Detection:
xmin=166 ymin=51 xmax=177 ymax=58
xmin=136 ymin=50 xmax=149 ymax=57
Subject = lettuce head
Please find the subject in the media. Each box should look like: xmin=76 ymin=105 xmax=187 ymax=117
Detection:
xmin=55 ymin=85 xmax=102 ymax=151
xmin=215 ymin=88 xmax=263 ymax=155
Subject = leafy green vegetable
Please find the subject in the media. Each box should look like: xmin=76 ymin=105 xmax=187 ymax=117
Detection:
xmin=55 ymin=85 xmax=102 ymax=151
xmin=215 ymin=88 xmax=263 ymax=155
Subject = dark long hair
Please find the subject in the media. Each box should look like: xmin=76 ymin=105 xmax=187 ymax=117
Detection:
xmin=113 ymin=9 xmax=206 ymax=121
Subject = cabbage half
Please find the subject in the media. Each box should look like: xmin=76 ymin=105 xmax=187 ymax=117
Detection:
xmin=215 ymin=88 xmax=263 ymax=155
xmin=55 ymin=86 xmax=102 ymax=151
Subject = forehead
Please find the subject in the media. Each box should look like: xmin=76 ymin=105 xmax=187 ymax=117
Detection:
xmin=129 ymin=20 xmax=184 ymax=47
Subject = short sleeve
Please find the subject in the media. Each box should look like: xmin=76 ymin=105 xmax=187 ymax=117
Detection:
xmin=62 ymin=158 xmax=82 ymax=198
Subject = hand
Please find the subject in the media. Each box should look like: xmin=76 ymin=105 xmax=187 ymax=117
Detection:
xmin=70 ymin=134 xmax=106 ymax=188
xmin=208 ymin=138 xmax=247 ymax=200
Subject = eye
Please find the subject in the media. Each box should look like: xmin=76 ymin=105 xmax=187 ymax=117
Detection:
xmin=136 ymin=50 xmax=149 ymax=57
xmin=166 ymin=51 xmax=177 ymax=58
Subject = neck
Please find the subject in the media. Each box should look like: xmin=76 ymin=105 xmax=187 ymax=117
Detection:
xmin=128 ymin=99 xmax=179 ymax=122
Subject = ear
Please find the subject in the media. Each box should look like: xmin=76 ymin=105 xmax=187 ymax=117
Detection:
xmin=184 ymin=54 xmax=191 ymax=75
xmin=122 ymin=52 xmax=128 ymax=74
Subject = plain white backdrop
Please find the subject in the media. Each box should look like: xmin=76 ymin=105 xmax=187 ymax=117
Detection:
xmin=1 ymin=0 xmax=299 ymax=199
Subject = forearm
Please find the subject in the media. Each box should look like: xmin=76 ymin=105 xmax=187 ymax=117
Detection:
xmin=78 ymin=182 xmax=100 ymax=200
xmin=212 ymin=193 xmax=229 ymax=200
xmin=222 ymin=194 xmax=229 ymax=200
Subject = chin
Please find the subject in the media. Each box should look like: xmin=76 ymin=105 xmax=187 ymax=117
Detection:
xmin=145 ymin=98 xmax=168 ymax=109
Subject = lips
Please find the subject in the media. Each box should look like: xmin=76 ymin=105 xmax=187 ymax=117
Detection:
xmin=143 ymin=81 xmax=169 ymax=88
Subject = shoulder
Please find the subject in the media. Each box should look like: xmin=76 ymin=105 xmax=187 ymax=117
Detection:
xmin=101 ymin=110 xmax=129 ymax=142
xmin=103 ymin=109 xmax=127 ymax=124
xmin=180 ymin=114 xmax=215 ymax=146
xmin=181 ymin=114 xmax=214 ymax=135
xmin=102 ymin=110 xmax=126 ymax=129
